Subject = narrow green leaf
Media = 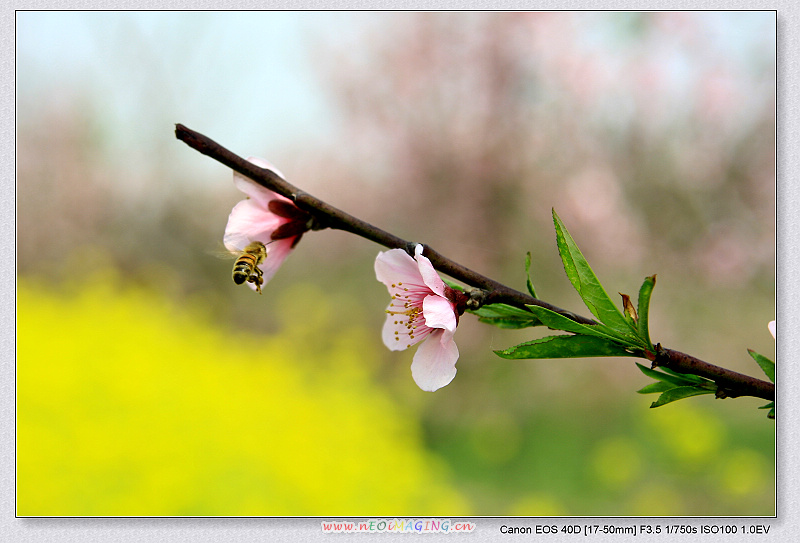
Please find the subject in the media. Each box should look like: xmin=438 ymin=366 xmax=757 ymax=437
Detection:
xmin=637 ymin=381 xmax=678 ymax=394
xmin=636 ymin=275 xmax=656 ymax=349
xmin=472 ymin=304 xmax=542 ymax=329
xmin=525 ymin=252 xmax=537 ymax=298
xmin=759 ymin=402 xmax=775 ymax=419
xmin=635 ymin=363 xmax=710 ymax=388
xmin=552 ymin=209 xmax=638 ymax=340
xmin=495 ymin=334 xmax=639 ymax=360
xmin=525 ymin=305 xmax=640 ymax=347
xmin=649 ymin=386 xmax=716 ymax=408
xmin=658 ymin=366 xmax=711 ymax=385
xmin=747 ymin=349 xmax=775 ymax=383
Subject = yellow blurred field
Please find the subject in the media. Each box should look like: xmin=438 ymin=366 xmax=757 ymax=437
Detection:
xmin=17 ymin=272 xmax=469 ymax=516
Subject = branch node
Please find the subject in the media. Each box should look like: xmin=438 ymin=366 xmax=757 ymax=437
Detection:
xmin=465 ymin=288 xmax=489 ymax=310
xmin=404 ymin=242 xmax=420 ymax=257
xmin=650 ymin=343 xmax=664 ymax=369
xmin=715 ymin=387 xmax=741 ymax=399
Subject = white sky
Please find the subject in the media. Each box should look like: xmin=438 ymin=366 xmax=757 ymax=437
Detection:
xmin=16 ymin=12 xmax=344 ymax=163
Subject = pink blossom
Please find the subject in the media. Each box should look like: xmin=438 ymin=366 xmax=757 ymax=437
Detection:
xmin=375 ymin=244 xmax=467 ymax=391
xmin=224 ymin=157 xmax=311 ymax=290
xmin=768 ymin=320 xmax=775 ymax=340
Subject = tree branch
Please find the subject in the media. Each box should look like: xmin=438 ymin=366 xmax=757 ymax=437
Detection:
xmin=654 ymin=347 xmax=774 ymax=401
xmin=174 ymin=123 xmax=774 ymax=402
xmin=175 ymin=123 xmax=591 ymax=323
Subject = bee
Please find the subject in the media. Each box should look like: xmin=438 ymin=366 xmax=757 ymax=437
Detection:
xmin=231 ymin=241 xmax=268 ymax=294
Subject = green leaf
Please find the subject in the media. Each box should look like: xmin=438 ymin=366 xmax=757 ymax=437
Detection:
xmin=635 ymin=363 xmax=715 ymax=401
xmin=525 ymin=252 xmax=537 ymax=298
xmin=636 ymin=275 xmax=656 ymax=349
xmin=635 ymin=363 xmax=712 ymax=388
xmin=657 ymin=366 xmax=711 ymax=385
xmin=552 ymin=209 xmax=639 ymax=341
xmin=495 ymin=334 xmax=639 ymax=360
xmin=649 ymin=386 xmax=716 ymax=408
xmin=759 ymin=402 xmax=775 ymax=419
xmin=747 ymin=349 xmax=775 ymax=383
xmin=472 ymin=304 xmax=542 ymax=329
xmin=637 ymin=381 xmax=678 ymax=394
xmin=525 ymin=305 xmax=640 ymax=347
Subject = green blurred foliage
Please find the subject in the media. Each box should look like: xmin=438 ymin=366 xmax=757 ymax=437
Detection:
xmin=423 ymin=390 xmax=774 ymax=516
xmin=17 ymin=267 xmax=469 ymax=516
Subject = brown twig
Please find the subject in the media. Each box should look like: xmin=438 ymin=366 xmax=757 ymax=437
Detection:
xmin=175 ymin=123 xmax=775 ymax=402
xmin=175 ymin=123 xmax=591 ymax=323
xmin=654 ymin=347 xmax=774 ymax=400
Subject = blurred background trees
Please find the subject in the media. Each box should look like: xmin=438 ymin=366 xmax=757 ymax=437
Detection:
xmin=17 ymin=12 xmax=775 ymax=515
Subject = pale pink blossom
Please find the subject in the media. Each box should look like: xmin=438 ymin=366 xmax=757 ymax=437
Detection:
xmin=768 ymin=320 xmax=776 ymax=340
xmin=375 ymin=244 xmax=467 ymax=391
xmin=224 ymin=157 xmax=311 ymax=290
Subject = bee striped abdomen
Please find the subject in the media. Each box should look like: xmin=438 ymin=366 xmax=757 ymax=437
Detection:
xmin=231 ymin=241 xmax=267 ymax=293
xmin=232 ymin=259 xmax=253 ymax=284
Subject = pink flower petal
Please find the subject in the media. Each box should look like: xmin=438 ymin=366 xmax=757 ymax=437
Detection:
xmin=410 ymin=329 xmax=459 ymax=392
xmin=254 ymin=238 xmax=295 ymax=288
xmin=768 ymin=320 xmax=776 ymax=339
xmin=223 ymin=198 xmax=285 ymax=252
xmin=232 ymin=176 xmax=276 ymax=206
xmin=375 ymin=248 xmax=427 ymax=288
xmin=413 ymin=244 xmax=447 ymax=297
xmin=381 ymin=308 xmax=426 ymax=351
xmin=232 ymin=157 xmax=289 ymax=206
xmin=422 ymin=295 xmax=457 ymax=333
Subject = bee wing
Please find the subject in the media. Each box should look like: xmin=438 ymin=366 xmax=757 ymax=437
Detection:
xmin=207 ymin=244 xmax=239 ymax=260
